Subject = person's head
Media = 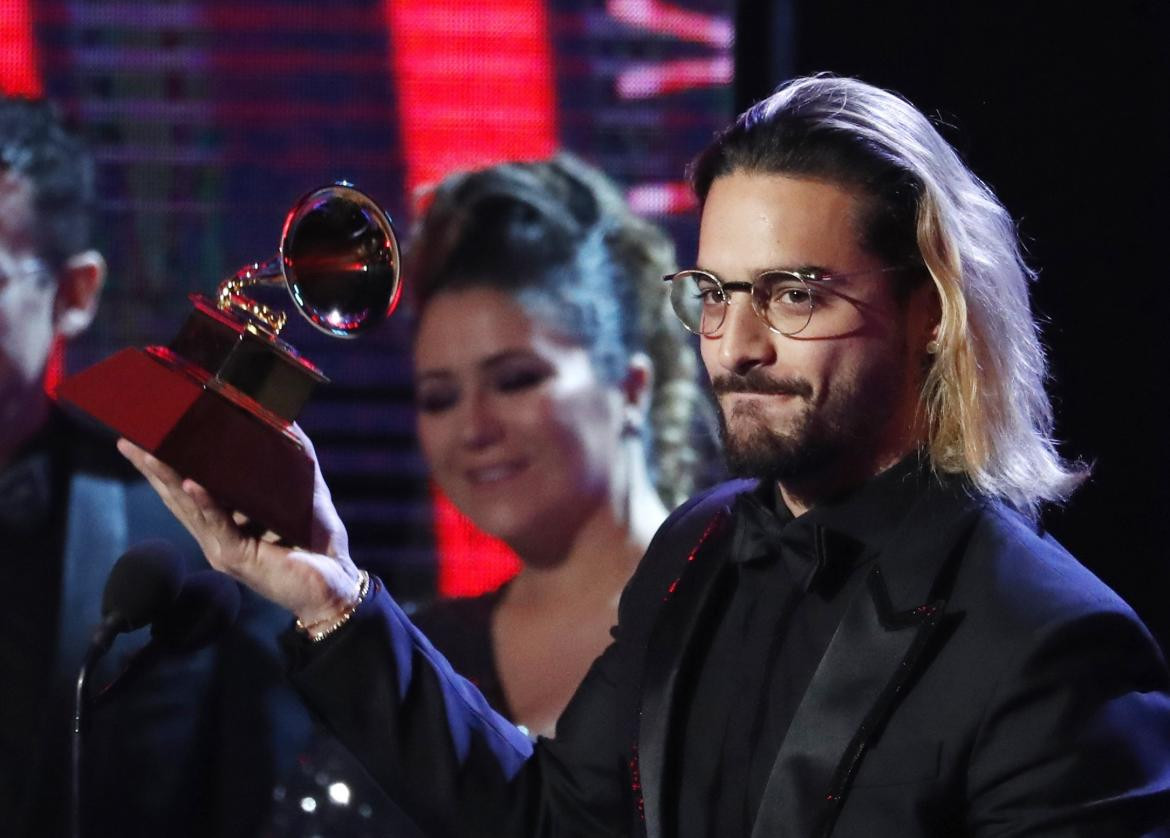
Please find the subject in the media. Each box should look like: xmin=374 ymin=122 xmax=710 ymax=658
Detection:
xmin=683 ymin=74 xmax=1083 ymax=515
xmin=407 ymin=153 xmax=703 ymax=552
xmin=0 ymin=95 xmax=105 ymax=408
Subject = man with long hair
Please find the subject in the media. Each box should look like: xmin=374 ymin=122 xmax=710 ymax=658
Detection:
xmin=123 ymin=75 xmax=1170 ymax=835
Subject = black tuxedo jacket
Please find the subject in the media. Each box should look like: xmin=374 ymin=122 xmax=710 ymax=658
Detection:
xmin=288 ymin=476 xmax=1170 ymax=836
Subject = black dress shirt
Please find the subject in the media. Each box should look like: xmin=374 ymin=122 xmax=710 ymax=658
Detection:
xmin=672 ymin=455 xmax=936 ymax=838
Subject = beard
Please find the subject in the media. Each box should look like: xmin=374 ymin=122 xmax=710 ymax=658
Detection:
xmin=712 ymin=360 xmax=906 ymax=483
xmin=717 ymin=394 xmax=835 ymax=481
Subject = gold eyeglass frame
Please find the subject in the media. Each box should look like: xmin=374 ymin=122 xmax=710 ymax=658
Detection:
xmin=663 ymin=265 xmax=907 ymax=337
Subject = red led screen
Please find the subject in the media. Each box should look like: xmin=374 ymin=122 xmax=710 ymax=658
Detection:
xmin=0 ymin=0 xmax=41 ymax=95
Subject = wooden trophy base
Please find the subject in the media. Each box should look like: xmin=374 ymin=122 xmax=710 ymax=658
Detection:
xmin=58 ymin=346 xmax=316 ymax=547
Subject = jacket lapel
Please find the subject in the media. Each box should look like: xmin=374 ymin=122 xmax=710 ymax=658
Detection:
xmin=750 ymin=485 xmax=984 ymax=838
xmin=637 ymin=506 xmax=734 ymax=838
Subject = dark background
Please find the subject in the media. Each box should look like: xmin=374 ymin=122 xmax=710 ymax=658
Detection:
xmin=740 ymin=0 xmax=1170 ymax=651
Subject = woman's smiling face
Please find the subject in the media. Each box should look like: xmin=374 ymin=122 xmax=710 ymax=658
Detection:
xmin=413 ymin=286 xmax=626 ymax=553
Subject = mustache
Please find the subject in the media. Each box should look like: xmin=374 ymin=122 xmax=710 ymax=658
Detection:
xmin=711 ymin=370 xmax=813 ymax=399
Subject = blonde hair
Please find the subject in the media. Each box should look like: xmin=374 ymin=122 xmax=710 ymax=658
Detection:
xmin=691 ymin=74 xmax=1085 ymax=516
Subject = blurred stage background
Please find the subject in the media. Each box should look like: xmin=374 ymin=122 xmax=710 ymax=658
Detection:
xmin=3 ymin=0 xmax=1168 ymax=649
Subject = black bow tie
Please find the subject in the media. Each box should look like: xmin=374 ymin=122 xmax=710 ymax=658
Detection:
xmin=730 ymin=492 xmax=867 ymax=596
xmin=729 ymin=493 xmax=790 ymax=566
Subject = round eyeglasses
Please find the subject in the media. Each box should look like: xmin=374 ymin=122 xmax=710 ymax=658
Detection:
xmin=663 ymin=265 xmax=906 ymax=338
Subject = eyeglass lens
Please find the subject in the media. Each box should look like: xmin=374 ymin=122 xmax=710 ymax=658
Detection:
xmin=668 ymin=270 xmax=815 ymax=337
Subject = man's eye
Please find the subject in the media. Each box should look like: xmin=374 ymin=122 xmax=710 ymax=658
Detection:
xmin=767 ymin=282 xmax=815 ymax=309
xmin=416 ymin=388 xmax=458 ymax=414
xmin=695 ymin=285 xmax=726 ymax=305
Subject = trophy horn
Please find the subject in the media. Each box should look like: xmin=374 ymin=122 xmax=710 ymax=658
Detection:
xmin=217 ymin=182 xmax=403 ymax=338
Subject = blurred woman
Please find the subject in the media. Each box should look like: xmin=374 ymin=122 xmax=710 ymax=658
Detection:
xmin=248 ymin=154 xmax=709 ymax=833
xmin=407 ymin=154 xmax=705 ymax=737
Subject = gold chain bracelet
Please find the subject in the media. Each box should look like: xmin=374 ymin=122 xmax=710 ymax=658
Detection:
xmin=296 ymin=569 xmax=371 ymax=643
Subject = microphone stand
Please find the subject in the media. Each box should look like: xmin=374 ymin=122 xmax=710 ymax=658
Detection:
xmin=71 ymin=618 xmax=119 ymax=838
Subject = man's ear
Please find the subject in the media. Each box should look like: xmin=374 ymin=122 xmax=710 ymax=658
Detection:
xmin=928 ymin=293 xmax=943 ymax=354
xmin=907 ymin=277 xmax=942 ymax=354
xmin=54 ymin=250 xmax=106 ymax=338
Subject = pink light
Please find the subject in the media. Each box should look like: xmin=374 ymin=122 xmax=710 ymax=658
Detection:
xmin=384 ymin=0 xmax=558 ymax=196
xmin=384 ymin=0 xmax=558 ymax=595
xmin=432 ymin=486 xmax=522 ymax=598
xmin=0 ymin=0 xmax=42 ymax=96
xmin=606 ymin=0 xmax=733 ymax=49
xmin=617 ymin=55 xmax=733 ymax=99
xmin=626 ymin=182 xmax=697 ymax=216
xmin=43 ymin=337 xmax=64 ymax=399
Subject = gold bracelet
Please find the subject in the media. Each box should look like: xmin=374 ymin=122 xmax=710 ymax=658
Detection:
xmin=296 ymin=569 xmax=370 ymax=643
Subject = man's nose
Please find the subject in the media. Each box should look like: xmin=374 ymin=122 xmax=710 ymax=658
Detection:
xmin=715 ymin=293 xmax=776 ymax=375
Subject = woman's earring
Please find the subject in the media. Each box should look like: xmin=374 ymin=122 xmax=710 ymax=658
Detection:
xmin=925 ymin=339 xmax=940 ymax=355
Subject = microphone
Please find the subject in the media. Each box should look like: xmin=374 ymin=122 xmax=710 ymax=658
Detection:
xmin=153 ymin=569 xmax=242 ymax=651
xmin=93 ymin=570 xmax=242 ymax=707
xmin=72 ymin=540 xmax=185 ymax=838
xmin=89 ymin=539 xmax=186 ymax=656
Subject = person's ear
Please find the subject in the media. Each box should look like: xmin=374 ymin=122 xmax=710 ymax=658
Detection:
xmin=925 ymin=323 xmax=941 ymax=356
xmin=620 ymin=352 xmax=654 ymax=434
xmin=53 ymin=250 xmax=106 ymax=338
xmin=926 ymin=294 xmax=942 ymax=355
xmin=907 ymin=276 xmax=942 ymax=355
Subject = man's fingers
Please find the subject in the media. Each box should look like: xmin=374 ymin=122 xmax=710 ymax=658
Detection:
xmin=116 ymin=436 xmax=352 ymax=616
xmin=179 ymin=481 xmax=258 ymax=560
xmin=118 ymin=438 xmax=178 ymax=483
xmin=229 ymin=508 xmax=278 ymax=543
xmin=118 ymin=441 xmax=202 ymax=518
xmin=289 ymin=422 xmax=317 ymax=459
xmin=117 ymin=440 xmax=250 ymax=564
xmin=121 ymin=446 xmax=227 ymax=532
xmin=118 ymin=440 xmax=192 ymax=513
xmin=181 ymin=478 xmax=227 ymax=521
xmin=115 ymin=436 xmax=145 ymax=465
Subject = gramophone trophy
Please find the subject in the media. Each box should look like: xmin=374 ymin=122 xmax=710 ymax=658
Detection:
xmin=58 ymin=184 xmax=402 ymax=546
